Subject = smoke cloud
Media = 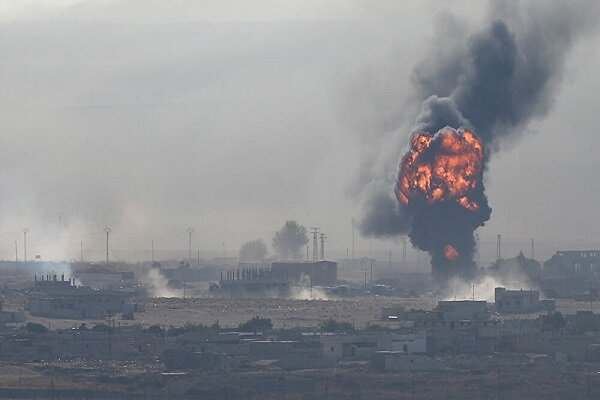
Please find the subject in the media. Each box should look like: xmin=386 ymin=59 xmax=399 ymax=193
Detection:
xmin=142 ymin=268 xmax=182 ymax=298
xmin=359 ymin=1 xmax=600 ymax=278
xmin=414 ymin=1 xmax=599 ymax=144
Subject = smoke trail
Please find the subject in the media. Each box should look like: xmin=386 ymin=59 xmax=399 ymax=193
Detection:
xmin=359 ymin=1 xmax=600 ymax=279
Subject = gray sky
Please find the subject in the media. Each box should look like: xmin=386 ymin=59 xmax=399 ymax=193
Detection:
xmin=0 ymin=0 xmax=598 ymax=265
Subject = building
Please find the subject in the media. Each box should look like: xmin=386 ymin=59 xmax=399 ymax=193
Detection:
xmin=399 ymin=301 xmax=503 ymax=354
xmin=74 ymin=267 xmax=134 ymax=290
xmin=495 ymin=287 xmax=555 ymax=314
xmin=319 ymin=332 xmax=427 ymax=362
xmin=271 ymin=261 xmax=337 ymax=286
xmin=0 ymin=301 xmax=25 ymax=325
xmin=27 ymin=275 xmax=133 ymax=319
xmin=210 ymin=265 xmax=291 ymax=297
xmin=544 ymin=250 xmax=600 ymax=276
xmin=489 ymin=252 xmax=541 ymax=283
xmin=211 ymin=261 xmax=337 ymax=297
xmin=371 ymin=352 xmax=443 ymax=372
xmin=542 ymin=250 xmax=600 ymax=298
xmin=0 ymin=325 xmax=166 ymax=362
xmin=436 ymin=300 xmax=490 ymax=321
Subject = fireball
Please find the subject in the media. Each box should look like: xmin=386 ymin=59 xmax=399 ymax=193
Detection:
xmin=395 ymin=127 xmax=484 ymax=212
xmin=444 ymin=244 xmax=459 ymax=261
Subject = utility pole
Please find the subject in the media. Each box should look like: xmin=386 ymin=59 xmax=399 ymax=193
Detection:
xmin=475 ymin=233 xmax=481 ymax=267
xmin=351 ymin=218 xmax=355 ymax=260
xmin=14 ymin=240 xmax=18 ymax=262
xmin=80 ymin=240 xmax=84 ymax=262
xmin=530 ymin=238 xmax=535 ymax=260
xmin=497 ymin=234 xmax=502 ymax=260
xmin=23 ymin=228 xmax=28 ymax=263
xmin=402 ymin=237 xmax=407 ymax=266
xmin=319 ymin=233 xmax=327 ymax=260
xmin=310 ymin=227 xmax=319 ymax=262
xmin=105 ymin=227 xmax=111 ymax=265
xmin=186 ymin=228 xmax=194 ymax=263
xmin=151 ymin=240 xmax=155 ymax=264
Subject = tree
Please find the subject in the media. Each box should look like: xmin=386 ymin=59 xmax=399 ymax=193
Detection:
xmin=272 ymin=220 xmax=308 ymax=260
xmin=25 ymin=322 xmax=48 ymax=334
xmin=144 ymin=325 xmax=164 ymax=336
xmin=92 ymin=323 xmax=112 ymax=332
xmin=239 ymin=239 xmax=268 ymax=262
xmin=239 ymin=316 xmax=273 ymax=332
xmin=542 ymin=311 xmax=566 ymax=332
xmin=319 ymin=318 xmax=355 ymax=333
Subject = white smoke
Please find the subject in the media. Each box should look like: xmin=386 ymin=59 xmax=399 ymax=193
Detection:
xmin=442 ymin=269 xmax=539 ymax=302
xmin=142 ymin=268 xmax=182 ymax=298
xmin=288 ymin=273 xmax=329 ymax=300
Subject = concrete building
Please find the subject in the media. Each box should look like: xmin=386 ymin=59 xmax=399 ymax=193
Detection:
xmin=495 ymin=287 xmax=555 ymax=314
xmin=211 ymin=261 xmax=337 ymax=297
xmin=26 ymin=275 xmax=133 ymax=319
xmin=400 ymin=301 xmax=503 ymax=354
xmin=271 ymin=261 xmax=337 ymax=286
xmin=545 ymin=250 xmax=600 ymax=276
xmin=489 ymin=252 xmax=541 ymax=283
xmin=210 ymin=266 xmax=291 ymax=297
xmin=74 ymin=267 xmax=134 ymax=290
xmin=0 ymin=325 xmax=166 ymax=362
xmin=0 ymin=301 xmax=24 ymax=325
xmin=319 ymin=332 xmax=427 ymax=362
xmin=371 ymin=352 xmax=443 ymax=372
xmin=542 ymin=250 xmax=600 ymax=297
xmin=436 ymin=300 xmax=490 ymax=321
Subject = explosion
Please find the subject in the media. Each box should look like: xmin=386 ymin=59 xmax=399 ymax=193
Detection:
xmin=444 ymin=245 xmax=459 ymax=261
xmin=358 ymin=3 xmax=596 ymax=284
xmin=394 ymin=127 xmax=491 ymax=279
xmin=396 ymin=127 xmax=483 ymax=212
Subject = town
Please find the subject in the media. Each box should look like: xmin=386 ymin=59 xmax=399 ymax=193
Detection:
xmin=0 ymin=246 xmax=600 ymax=398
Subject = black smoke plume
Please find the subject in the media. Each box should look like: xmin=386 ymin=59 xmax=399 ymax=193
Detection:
xmin=359 ymin=1 xmax=599 ymax=280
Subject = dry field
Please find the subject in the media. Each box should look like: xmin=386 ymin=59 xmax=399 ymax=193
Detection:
xmin=24 ymin=295 xmax=600 ymax=331
xmin=27 ymin=296 xmax=436 ymax=330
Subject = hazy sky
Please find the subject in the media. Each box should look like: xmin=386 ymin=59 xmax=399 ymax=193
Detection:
xmin=0 ymin=0 xmax=598 ymax=264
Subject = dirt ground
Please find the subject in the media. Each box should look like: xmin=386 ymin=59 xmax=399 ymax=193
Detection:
xmin=25 ymin=296 xmax=600 ymax=330
xmin=27 ymin=296 xmax=436 ymax=330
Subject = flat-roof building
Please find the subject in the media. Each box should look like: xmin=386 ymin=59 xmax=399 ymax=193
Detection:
xmin=27 ymin=275 xmax=132 ymax=319
xmin=271 ymin=260 xmax=337 ymax=286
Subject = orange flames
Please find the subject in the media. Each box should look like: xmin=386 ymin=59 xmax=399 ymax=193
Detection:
xmin=395 ymin=127 xmax=484 ymax=212
xmin=444 ymin=244 xmax=459 ymax=261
